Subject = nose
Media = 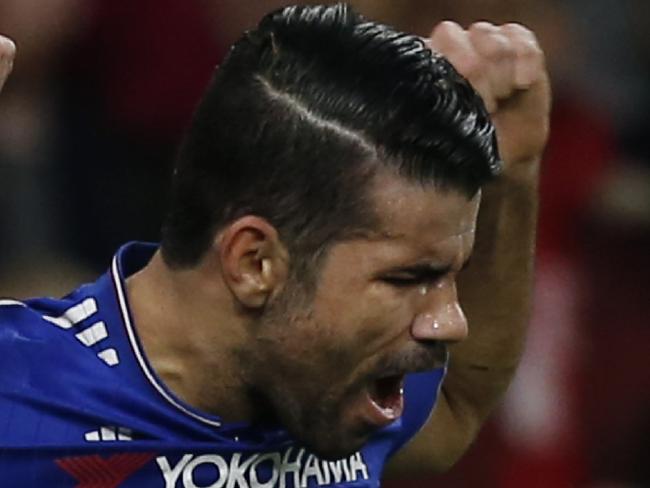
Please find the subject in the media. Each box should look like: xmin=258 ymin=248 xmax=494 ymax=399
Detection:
xmin=410 ymin=280 xmax=468 ymax=343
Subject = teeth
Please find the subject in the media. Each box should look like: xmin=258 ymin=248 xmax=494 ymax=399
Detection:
xmin=381 ymin=406 xmax=394 ymax=416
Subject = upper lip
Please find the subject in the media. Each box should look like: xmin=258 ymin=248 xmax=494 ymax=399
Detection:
xmin=364 ymin=347 xmax=447 ymax=388
xmin=378 ymin=343 xmax=447 ymax=377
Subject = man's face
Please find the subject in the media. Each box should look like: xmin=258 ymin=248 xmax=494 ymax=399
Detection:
xmin=250 ymin=171 xmax=480 ymax=459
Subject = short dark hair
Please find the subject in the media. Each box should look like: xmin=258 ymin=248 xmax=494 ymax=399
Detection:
xmin=161 ymin=3 xmax=500 ymax=272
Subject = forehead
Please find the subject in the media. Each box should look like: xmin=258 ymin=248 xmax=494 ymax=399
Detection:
xmin=365 ymin=170 xmax=480 ymax=253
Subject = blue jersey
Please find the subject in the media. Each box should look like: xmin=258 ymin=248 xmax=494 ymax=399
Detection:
xmin=0 ymin=242 xmax=445 ymax=487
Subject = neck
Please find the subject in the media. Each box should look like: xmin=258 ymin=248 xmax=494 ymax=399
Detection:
xmin=126 ymin=250 xmax=254 ymax=422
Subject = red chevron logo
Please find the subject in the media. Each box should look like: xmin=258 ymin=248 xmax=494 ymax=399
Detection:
xmin=56 ymin=453 xmax=155 ymax=488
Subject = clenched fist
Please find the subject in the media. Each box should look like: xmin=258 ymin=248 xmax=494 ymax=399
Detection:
xmin=0 ymin=35 xmax=16 ymax=93
xmin=429 ymin=21 xmax=551 ymax=168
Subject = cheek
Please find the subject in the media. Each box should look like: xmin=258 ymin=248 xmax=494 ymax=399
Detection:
xmin=359 ymin=283 xmax=415 ymax=346
xmin=312 ymin=281 xmax=415 ymax=355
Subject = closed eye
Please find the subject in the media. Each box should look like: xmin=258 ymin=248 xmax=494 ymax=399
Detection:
xmin=382 ymin=276 xmax=422 ymax=287
xmin=382 ymin=266 xmax=450 ymax=288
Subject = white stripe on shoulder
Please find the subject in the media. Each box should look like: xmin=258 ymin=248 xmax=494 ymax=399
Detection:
xmin=111 ymin=256 xmax=221 ymax=428
xmin=43 ymin=297 xmax=97 ymax=329
xmin=75 ymin=321 xmax=108 ymax=346
xmin=0 ymin=299 xmax=26 ymax=308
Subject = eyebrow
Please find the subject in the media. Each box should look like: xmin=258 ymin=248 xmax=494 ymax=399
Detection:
xmin=349 ymin=228 xmax=405 ymax=241
xmin=400 ymin=256 xmax=472 ymax=276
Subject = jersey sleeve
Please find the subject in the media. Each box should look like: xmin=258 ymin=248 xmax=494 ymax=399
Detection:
xmin=0 ymin=297 xmax=121 ymax=447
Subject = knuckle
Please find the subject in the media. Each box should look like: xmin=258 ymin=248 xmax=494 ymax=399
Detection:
xmin=437 ymin=20 xmax=464 ymax=33
xmin=0 ymin=37 xmax=16 ymax=59
xmin=430 ymin=20 xmax=473 ymax=62
xmin=471 ymin=30 xmax=514 ymax=60
xmin=469 ymin=21 xmax=498 ymax=34
xmin=519 ymin=39 xmax=545 ymax=63
xmin=502 ymin=22 xmax=534 ymax=37
xmin=491 ymin=34 xmax=515 ymax=59
xmin=431 ymin=20 xmax=465 ymax=42
xmin=500 ymin=23 xmax=544 ymax=61
xmin=502 ymin=23 xmax=540 ymax=45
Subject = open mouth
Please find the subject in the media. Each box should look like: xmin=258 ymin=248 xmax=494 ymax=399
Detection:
xmin=365 ymin=374 xmax=405 ymax=426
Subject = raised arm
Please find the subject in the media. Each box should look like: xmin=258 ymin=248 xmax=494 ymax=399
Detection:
xmin=0 ymin=35 xmax=15 ymax=93
xmin=387 ymin=21 xmax=551 ymax=475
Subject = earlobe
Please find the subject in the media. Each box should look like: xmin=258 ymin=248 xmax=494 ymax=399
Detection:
xmin=217 ymin=216 xmax=288 ymax=309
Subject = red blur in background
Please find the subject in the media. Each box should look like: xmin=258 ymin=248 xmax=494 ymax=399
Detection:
xmin=1 ymin=1 xmax=648 ymax=486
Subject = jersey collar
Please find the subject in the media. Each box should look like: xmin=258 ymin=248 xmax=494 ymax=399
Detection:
xmin=110 ymin=242 xmax=225 ymax=429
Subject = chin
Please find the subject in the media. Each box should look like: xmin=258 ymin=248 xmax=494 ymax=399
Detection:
xmin=295 ymin=421 xmax=373 ymax=461
xmin=261 ymin=381 xmax=374 ymax=459
xmin=304 ymin=436 xmax=369 ymax=461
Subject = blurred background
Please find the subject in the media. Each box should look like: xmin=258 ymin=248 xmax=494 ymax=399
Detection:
xmin=0 ymin=1 xmax=648 ymax=486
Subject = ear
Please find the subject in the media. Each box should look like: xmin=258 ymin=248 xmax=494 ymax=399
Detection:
xmin=217 ymin=216 xmax=288 ymax=308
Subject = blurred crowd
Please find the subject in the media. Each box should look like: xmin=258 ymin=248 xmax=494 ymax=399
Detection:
xmin=1 ymin=1 xmax=648 ymax=486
